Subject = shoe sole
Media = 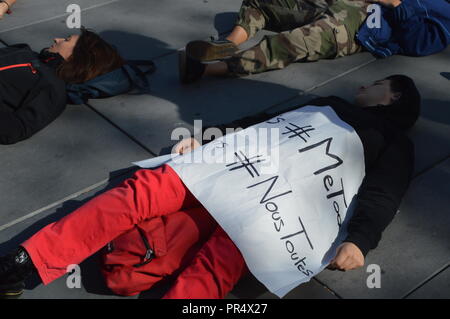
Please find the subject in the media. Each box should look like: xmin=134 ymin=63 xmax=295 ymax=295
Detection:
xmin=186 ymin=40 xmax=237 ymax=62
xmin=0 ymin=290 xmax=24 ymax=299
xmin=0 ymin=282 xmax=24 ymax=299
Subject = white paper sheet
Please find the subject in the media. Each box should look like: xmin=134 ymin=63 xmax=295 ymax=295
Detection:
xmin=133 ymin=154 xmax=179 ymax=169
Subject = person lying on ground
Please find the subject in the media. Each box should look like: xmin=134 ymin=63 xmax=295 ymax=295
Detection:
xmin=0 ymin=74 xmax=420 ymax=299
xmin=179 ymin=0 xmax=450 ymax=83
xmin=0 ymin=27 xmax=124 ymax=144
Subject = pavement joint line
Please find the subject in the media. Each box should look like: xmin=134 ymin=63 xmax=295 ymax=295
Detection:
xmin=0 ymin=165 xmax=139 ymax=233
xmin=401 ymin=262 xmax=450 ymax=299
xmin=303 ymin=57 xmax=378 ymax=93
xmin=84 ymin=102 xmax=159 ymax=157
xmin=412 ymin=153 xmax=450 ymax=179
xmin=0 ymin=0 xmax=121 ymax=34
xmin=312 ymin=277 xmax=343 ymax=299
xmin=0 ymin=179 xmax=108 ymax=233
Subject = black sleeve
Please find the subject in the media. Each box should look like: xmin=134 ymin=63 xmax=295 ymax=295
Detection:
xmin=0 ymin=108 xmax=27 ymax=144
xmin=344 ymin=132 xmax=415 ymax=257
xmin=0 ymin=87 xmax=66 ymax=144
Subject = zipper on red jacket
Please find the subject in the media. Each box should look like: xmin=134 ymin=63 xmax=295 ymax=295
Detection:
xmin=0 ymin=63 xmax=38 ymax=74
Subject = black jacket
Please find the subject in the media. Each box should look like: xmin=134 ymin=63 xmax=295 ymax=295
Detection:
xmin=0 ymin=44 xmax=66 ymax=144
xmin=198 ymin=96 xmax=415 ymax=257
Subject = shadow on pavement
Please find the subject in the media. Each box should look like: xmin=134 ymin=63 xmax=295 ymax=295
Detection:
xmin=441 ymin=72 xmax=450 ymax=81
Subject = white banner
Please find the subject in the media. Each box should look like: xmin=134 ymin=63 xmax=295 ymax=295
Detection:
xmin=135 ymin=105 xmax=366 ymax=297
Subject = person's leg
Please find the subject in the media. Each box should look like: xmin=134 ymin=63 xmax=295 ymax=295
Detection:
xmin=234 ymin=0 xmax=331 ymax=41
xmin=162 ymin=226 xmax=248 ymax=299
xmin=226 ymin=25 xmax=249 ymax=47
xmin=20 ymin=164 xmax=200 ymax=285
xmin=103 ymin=206 xmax=219 ymax=296
xmin=185 ymin=0 xmax=327 ymax=63
xmin=182 ymin=0 xmax=362 ymax=80
xmin=224 ymin=0 xmax=368 ymax=75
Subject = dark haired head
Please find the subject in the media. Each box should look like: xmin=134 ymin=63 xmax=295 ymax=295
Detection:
xmin=368 ymin=75 xmax=421 ymax=130
xmin=56 ymin=27 xmax=125 ymax=84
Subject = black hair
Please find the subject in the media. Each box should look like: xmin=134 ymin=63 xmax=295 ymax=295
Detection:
xmin=368 ymin=75 xmax=421 ymax=130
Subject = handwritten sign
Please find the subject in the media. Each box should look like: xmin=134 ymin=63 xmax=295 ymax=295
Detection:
xmin=150 ymin=106 xmax=365 ymax=297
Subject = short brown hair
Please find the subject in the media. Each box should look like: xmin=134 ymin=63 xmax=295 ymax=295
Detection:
xmin=57 ymin=27 xmax=124 ymax=84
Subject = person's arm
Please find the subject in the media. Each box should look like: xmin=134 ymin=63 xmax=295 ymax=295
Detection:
xmin=344 ymin=131 xmax=414 ymax=258
xmin=328 ymin=131 xmax=414 ymax=271
xmin=375 ymin=0 xmax=449 ymax=56
xmin=0 ymin=0 xmax=16 ymax=19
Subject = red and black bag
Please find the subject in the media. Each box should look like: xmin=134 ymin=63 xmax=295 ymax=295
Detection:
xmin=101 ymin=207 xmax=217 ymax=296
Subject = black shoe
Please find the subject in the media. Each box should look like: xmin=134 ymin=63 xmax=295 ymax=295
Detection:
xmin=186 ymin=39 xmax=238 ymax=62
xmin=178 ymin=50 xmax=206 ymax=84
xmin=0 ymin=247 xmax=36 ymax=299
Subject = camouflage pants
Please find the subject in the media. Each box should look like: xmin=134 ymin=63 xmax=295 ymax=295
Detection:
xmin=227 ymin=0 xmax=368 ymax=75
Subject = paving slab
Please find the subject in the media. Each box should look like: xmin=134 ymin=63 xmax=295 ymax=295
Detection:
xmin=406 ymin=266 xmax=450 ymax=299
xmin=314 ymin=158 xmax=450 ymax=298
xmin=0 ymin=105 xmax=150 ymax=228
xmin=228 ymin=274 xmax=338 ymax=299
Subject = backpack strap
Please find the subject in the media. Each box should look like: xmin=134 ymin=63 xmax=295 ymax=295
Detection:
xmin=121 ymin=60 xmax=156 ymax=94
xmin=126 ymin=60 xmax=156 ymax=75
xmin=0 ymin=38 xmax=9 ymax=47
xmin=66 ymin=59 xmax=156 ymax=104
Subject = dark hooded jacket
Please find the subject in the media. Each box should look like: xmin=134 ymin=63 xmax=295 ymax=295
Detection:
xmin=0 ymin=44 xmax=66 ymax=144
xmin=198 ymin=96 xmax=418 ymax=257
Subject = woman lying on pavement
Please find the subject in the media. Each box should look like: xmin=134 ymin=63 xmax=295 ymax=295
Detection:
xmin=0 ymin=74 xmax=420 ymax=299
xmin=180 ymin=0 xmax=450 ymax=83
xmin=0 ymin=27 xmax=124 ymax=144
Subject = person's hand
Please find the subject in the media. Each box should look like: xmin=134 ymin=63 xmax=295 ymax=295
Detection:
xmin=0 ymin=2 xmax=9 ymax=19
xmin=367 ymin=0 xmax=402 ymax=8
xmin=173 ymin=137 xmax=201 ymax=155
xmin=327 ymin=242 xmax=365 ymax=271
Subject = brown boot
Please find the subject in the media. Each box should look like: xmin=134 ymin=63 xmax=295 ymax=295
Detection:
xmin=186 ymin=39 xmax=238 ymax=62
xmin=178 ymin=50 xmax=206 ymax=84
